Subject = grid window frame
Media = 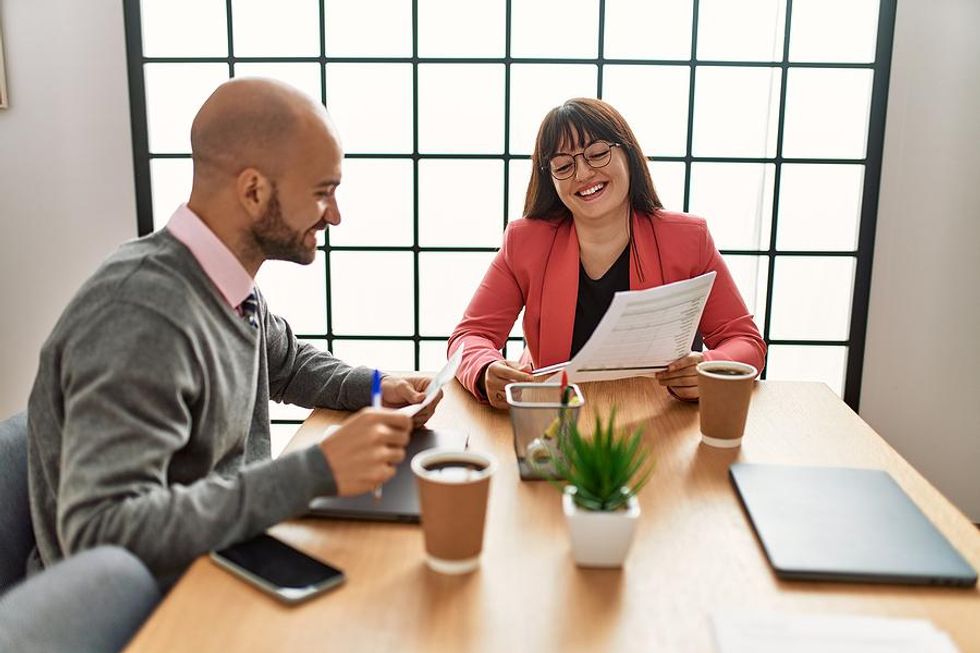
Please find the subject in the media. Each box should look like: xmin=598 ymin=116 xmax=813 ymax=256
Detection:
xmin=123 ymin=0 xmax=897 ymax=412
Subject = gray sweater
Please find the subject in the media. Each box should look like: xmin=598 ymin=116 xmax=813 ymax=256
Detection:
xmin=27 ymin=230 xmax=372 ymax=580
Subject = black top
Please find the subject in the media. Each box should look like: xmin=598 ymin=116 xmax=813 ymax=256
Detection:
xmin=570 ymin=245 xmax=630 ymax=358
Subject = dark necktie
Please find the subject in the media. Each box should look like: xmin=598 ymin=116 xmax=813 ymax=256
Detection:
xmin=240 ymin=291 xmax=259 ymax=329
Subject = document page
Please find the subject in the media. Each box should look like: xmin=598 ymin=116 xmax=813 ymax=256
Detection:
xmin=535 ymin=271 xmax=715 ymax=383
xmin=398 ymin=344 xmax=463 ymax=416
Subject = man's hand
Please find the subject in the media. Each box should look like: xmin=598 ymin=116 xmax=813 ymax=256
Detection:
xmin=318 ymin=409 xmax=412 ymax=496
xmin=655 ymin=352 xmax=704 ymax=401
xmin=381 ymin=375 xmax=442 ymax=428
xmin=482 ymin=360 xmax=533 ymax=409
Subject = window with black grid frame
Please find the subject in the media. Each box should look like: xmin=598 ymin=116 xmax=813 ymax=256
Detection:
xmin=124 ymin=0 xmax=895 ymax=446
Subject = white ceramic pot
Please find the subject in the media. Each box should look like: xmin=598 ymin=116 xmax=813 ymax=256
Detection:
xmin=562 ymin=486 xmax=640 ymax=568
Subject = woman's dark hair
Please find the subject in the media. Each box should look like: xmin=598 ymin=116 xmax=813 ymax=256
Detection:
xmin=523 ymin=97 xmax=662 ymax=222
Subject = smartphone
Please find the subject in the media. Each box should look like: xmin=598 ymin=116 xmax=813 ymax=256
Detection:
xmin=210 ymin=533 xmax=345 ymax=604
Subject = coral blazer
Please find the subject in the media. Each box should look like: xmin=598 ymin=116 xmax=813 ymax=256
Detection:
xmin=448 ymin=210 xmax=767 ymax=399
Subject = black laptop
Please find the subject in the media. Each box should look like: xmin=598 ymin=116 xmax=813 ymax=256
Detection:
xmin=730 ymin=463 xmax=977 ymax=587
xmin=307 ymin=427 xmax=467 ymax=523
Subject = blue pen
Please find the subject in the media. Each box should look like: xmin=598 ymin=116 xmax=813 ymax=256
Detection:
xmin=371 ymin=369 xmax=383 ymax=500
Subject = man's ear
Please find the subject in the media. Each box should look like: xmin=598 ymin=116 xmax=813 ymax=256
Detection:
xmin=236 ymin=167 xmax=272 ymax=219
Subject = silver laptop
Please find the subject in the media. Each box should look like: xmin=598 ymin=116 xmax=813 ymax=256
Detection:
xmin=308 ymin=428 xmax=467 ymax=523
xmin=730 ymin=463 xmax=977 ymax=587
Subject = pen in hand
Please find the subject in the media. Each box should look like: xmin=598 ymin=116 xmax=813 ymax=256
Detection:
xmin=371 ymin=369 xmax=384 ymax=501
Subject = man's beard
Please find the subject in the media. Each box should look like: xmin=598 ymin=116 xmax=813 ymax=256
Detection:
xmin=252 ymin=190 xmax=316 ymax=265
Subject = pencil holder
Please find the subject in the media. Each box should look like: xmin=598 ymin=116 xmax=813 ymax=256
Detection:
xmin=505 ymin=382 xmax=584 ymax=481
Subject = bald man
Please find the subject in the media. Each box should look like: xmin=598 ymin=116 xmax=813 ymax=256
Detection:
xmin=25 ymin=78 xmax=440 ymax=583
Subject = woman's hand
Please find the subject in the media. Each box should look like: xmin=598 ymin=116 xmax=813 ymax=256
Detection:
xmin=655 ymin=352 xmax=704 ymax=401
xmin=482 ymin=360 xmax=533 ymax=409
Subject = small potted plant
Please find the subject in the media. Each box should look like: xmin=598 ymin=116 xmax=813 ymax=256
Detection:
xmin=544 ymin=410 xmax=653 ymax=567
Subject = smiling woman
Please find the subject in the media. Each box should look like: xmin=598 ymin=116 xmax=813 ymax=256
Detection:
xmin=448 ymin=98 xmax=767 ymax=409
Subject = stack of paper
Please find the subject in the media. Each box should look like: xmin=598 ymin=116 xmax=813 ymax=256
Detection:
xmin=711 ymin=611 xmax=959 ymax=653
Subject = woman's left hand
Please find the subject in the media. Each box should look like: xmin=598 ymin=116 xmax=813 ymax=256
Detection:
xmin=655 ymin=352 xmax=704 ymax=401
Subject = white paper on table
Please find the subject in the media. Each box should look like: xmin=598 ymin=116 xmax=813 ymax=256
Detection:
xmin=533 ymin=271 xmax=716 ymax=383
xmin=397 ymin=344 xmax=463 ymax=416
xmin=711 ymin=611 xmax=960 ymax=653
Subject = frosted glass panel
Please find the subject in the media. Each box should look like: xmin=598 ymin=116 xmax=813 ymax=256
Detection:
xmin=330 ymin=340 xmax=415 ymax=371
xmin=141 ymin=0 xmax=227 ymax=57
xmin=790 ymin=0 xmax=879 ymax=63
xmin=689 ymin=163 xmax=774 ymax=250
xmin=782 ymin=69 xmax=873 ymax=159
xmin=419 ymin=340 xmax=450 ymax=372
xmin=508 ymin=160 xmax=534 ymax=221
xmin=603 ymin=0 xmax=693 ymax=60
xmin=511 ymin=0 xmax=599 ymax=58
xmin=232 ymin=0 xmax=319 ymax=57
xmin=331 ymin=251 xmax=415 ymax=335
xmin=145 ymin=64 xmax=228 ymax=154
xmin=418 ymin=0 xmax=505 ymax=57
xmin=326 ymin=64 xmax=414 ymax=154
xmin=324 ymin=0 xmax=412 ymax=57
xmin=777 ymin=164 xmax=863 ymax=251
xmin=150 ymin=158 xmax=192 ymax=231
xmin=697 ymin=0 xmax=785 ymax=62
xmin=419 ymin=252 xmax=497 ymax=336
xmin=509 ymin=65 xmax=598 ymax=155
xmin=418 ymin=65 xmax=504 ymax=154
xmin=233 ymin=63 xmax=322 ymax=104
xmin=330 ymin=159 xmax=414 ymax=247
xmin=602 ymin=65 xmax=690 ymax=157
xmin=693 ymin=67 xmax=781 ymax=157
xmin=419 ymin=160 xmax=504 ymax=248
xmin=765 ymin=344 xmax=847 ymax=397
xmin=769 ymin=256 xmax=854 ymax=340
xmin=648 ymin=162 xmax=686 ymax=213
xmin=720 ymin=254 xmax=769 ymax=333
xmin=256 ymin=253 xmax=327 ymax=334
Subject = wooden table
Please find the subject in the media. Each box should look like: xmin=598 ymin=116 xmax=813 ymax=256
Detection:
xmin=125 ymin=380 xmax=980 ymax=652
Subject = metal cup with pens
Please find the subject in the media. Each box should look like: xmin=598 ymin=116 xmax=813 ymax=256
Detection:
xmin=505 ymin=382 xmax=584 ymax=481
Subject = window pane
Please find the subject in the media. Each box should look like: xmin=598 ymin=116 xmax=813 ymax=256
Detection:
xmin=419 ymin=65 xmax=504 ymax=154
xmin=777 ymin=164 xmax=863 ymax=251
xmin=601 ymin=65 xmax=689 ymax=157
xmin=505 ymin=339 xmax=526 ymax=360
xmin=720 ymin=254 xmax=769 ymax=333
xmin=697 ymin=0 xmax=785 ymax=62
xmin=234 ymin=63 xmax=322 ymax=104
xmin=150 ymin=158 xmax=192 ymax=231
xmin=769 ymin=256 xmax=854 ymax=340
xmin=418 ymin=0 xmax=505 ymax=57
xmin=270 ymin=422 xmax=302 ymax=458
xmin=330 ymin=159 xmax=414 ymax=247
xmin=330 ymin=339 xmax=415 ymax=371
xmin=326 ymin=64 xmax=413 ymax=154
xmin=509 ymin=64 xmax=599 ymax=155
xmin=508 ymin=159 xmax=534 ymax=221
xmin=324 ymin=0 xmax=412 ymax=57
xmin=689 ymin=163 xmax=774 ymax=250
xmin=419 ymin=160 xmax=504 ymax=248
xmin=232 ymin=0 xmax=319 ymax=57
xmin=648 ymin=161 xmax=686 ymax=213
xmin=256 ymin=253 xmax=328 ymax=334
xmin=419 ymin=252 xmax=497 ymax=336
xmin=145 ymin=64 xmax=228 ymax=154
xmin=603 ymin=0 xmax=693 ymax=60
xmin=141 ymin=0 xmax=227 ymax=57
xmin=765 ymin=344 xmax=847 ymax=397
xmin=270 ymin=401 xmax=313 ymax=422
xmin=419 ymin=340 xmax=449 ymax=372
xmin=782 ymin=68 xmax=873 ymax=159
xmin=511 ymin=0 xmax=599 ymax=59
xmin=790 ymin=0 xmax=879 ymax=63
xmin=331 ymin=251 xmax=415 ymax=335
xmin=693 ymin=66 xmax=781 ymax=157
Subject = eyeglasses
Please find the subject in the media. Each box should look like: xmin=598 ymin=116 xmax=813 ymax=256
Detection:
xmin=546 ymin=141 xmax=622 ymax=180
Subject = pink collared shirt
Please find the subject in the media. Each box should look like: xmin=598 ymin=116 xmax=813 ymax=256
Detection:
xmin=166 ymin=204 xmax=254 ymax=309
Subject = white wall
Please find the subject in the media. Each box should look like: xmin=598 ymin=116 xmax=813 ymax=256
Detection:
xmin=861 ymin=0 xmax=980 ymax=520
xmin=0 ymin=0 xmax=136 ymax=418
